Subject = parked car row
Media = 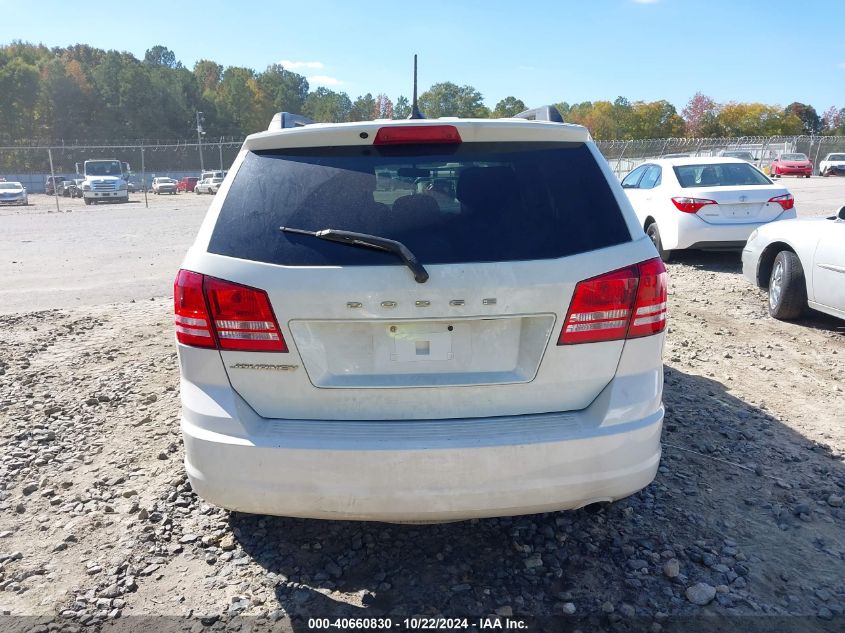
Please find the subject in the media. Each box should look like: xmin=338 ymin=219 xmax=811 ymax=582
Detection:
xmin=620 ymin=155 xmax=844 ymax=323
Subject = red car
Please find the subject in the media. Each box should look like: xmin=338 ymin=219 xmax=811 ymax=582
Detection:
xmin=177 ymin=177 xmax=199 ymax=193
xmin=770 ymin=153 xmax=812 ymax=178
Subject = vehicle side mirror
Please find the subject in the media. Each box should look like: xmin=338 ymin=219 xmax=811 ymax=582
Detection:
xmin=838 ymin=205 xmax=845 ymax=221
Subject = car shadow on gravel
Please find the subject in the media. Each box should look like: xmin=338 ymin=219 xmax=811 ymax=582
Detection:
xmin=670 ymin=250 xmax=742 ymax=273
xmin=228 ymin=365 xmax=845 ymax=629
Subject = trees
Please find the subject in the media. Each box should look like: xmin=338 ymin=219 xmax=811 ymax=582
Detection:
xmin=0 ymin=53 xmax=41 ymax=141
xmin=393 ymin=95 xmax=411 ymax=119
xmin=303 ymin=87 xmax=352 ymax=123
xmin=681 ymin=93 xmax=719 ymax=137
xmin=785 ymin=102 xmax=821 ymax=135
xmin=373 ymin=94 xmax=393 ymax=119
xmin=257 ymin=64 xmax=309 ymax=116
xmin=144 ymin=45 xmax=178 ymax=69
xmin=492 ymin=97 xmax=526 ymax=118
xmin=1 ymin=42 xmax=841 ymax=142
xmin=418 ymin=82 xmax=489 ymax=118
xmin=350 ymin=93 xmax=377 ymax=122
xmin=821 ymin=106 xmax=845 ymax=135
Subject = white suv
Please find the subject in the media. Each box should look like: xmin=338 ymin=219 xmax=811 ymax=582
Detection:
xmin=175 ymin=110 xmax=667 ymax=522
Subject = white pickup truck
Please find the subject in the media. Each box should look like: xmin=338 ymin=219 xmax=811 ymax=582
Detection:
xmin=819 ymin=153 xmax=845 ymax=177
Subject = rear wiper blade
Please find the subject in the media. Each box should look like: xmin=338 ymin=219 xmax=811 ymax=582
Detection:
xmin=280 ymin=226 xmax=429 ymax=283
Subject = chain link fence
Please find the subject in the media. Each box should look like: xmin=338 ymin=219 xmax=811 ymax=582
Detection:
xmin=595 ymin=135 xmax=845 ymax=178
xmin=0 ymin=140 xmax=243 ymax=193
xmin=3 ymin=135 xmax=845 ymax=193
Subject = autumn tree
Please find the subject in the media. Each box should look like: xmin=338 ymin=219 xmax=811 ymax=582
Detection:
xmin=681 ymin=92 xmax=720 ymax=137
xmin=785 ymin=102 xmax=821 ymax=135
xmin=821 ymin=106 xmax=845 ymax=134
xmin=373 ymin=93 xmax=393 ymax=119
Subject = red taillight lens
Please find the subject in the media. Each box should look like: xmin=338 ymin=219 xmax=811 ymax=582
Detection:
xmin=671 ymin=197 xmax=717 ymax=213
xmin=558 ymin=258 xmax=667 ymax=345
xmin=768 ymin=193 xmax=794 ymax=211
xmin=204 ymin=277 xmax=287 ymax=352
xmin=174 ymin=270 xmax=215 ymax=348
xmin=173 ymin=270 xmax=287 ymax=352
xmin=627 ymin=258 xmax=668 ymax=339
xmin=558 ymin=266 xmax=639 ymax=344
xmin=373 ymin=125 xmax=462 ymax=146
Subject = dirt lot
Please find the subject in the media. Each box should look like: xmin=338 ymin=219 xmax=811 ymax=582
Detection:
xmin=1 ymin=181 xmax=844 ymax=631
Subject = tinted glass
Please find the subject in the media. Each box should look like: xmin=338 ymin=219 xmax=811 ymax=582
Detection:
xmin=209 ymin=142 xmax=630 ymax=266
xmin=780 ymin=153 xmax=807 ymax=161
xmin=674 ymin=163 xmax=771 ymax=188
xmin=639 ymin=165 xmax=661 ymax=189
xmin=621 ymin=165 xmax=648 ymax=188
xmin=827 ymin=154 xmax=845 ymax=161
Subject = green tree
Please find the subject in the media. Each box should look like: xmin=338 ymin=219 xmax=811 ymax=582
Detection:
xmin=303 ymin=87 xmax=352 ymax=122
xmin=393 ymin=95 xmax=411 ymax=119
xmin=257 ymin=64 xmax=309 ymax=115
xmin=0 ymin=53 xmax=40 ymax=141
xmin=418 ymin=82 xmax=489 ymax=118
xmin=144 ymin=45 xmax=178 ymax=69
xmin=492 ymin=96 xmax=526 ymax=118
xmin=350 ymin=93 xmax=376 ymax=122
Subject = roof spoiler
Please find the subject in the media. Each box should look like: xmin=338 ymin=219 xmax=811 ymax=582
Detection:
xmin=512 ymin=105 xmax=564 ymax=123
xmin=268 ymin=112 xmax=314 ymax=130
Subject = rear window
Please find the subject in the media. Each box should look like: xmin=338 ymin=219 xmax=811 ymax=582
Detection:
xmin=674 ymin=163 xmax=771 ymax=188
xmin=208 ymin=142 xmax=630 ymax=266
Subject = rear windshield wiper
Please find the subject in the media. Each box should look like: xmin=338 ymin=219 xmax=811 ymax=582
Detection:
xmin=280 ymin=226 xmax=429 ymax=283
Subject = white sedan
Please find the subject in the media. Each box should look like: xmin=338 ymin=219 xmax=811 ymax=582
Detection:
xmin=0 ymin=181 xmax=28 ymax=205
xmin=622 ymin=157 xmax=796 ymax=261
xmin=742 ymin=205 xmax=845 ymax=321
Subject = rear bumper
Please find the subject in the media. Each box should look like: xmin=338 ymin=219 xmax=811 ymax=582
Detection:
xmin=183 ymin=412 xmax=662 ymax=522
xmin=666 ymin=211 xmax=795 ymax=251
xmin=179 ymin=337 xmax=665 ymax=522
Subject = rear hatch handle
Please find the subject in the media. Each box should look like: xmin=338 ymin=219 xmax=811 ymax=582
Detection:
xmin=280 ymin=226 xmax=429 ymax=283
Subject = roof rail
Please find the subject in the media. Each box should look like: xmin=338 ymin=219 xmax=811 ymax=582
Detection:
xmin=268 ymin=112 xmax=314 ymax=131
xmin=512 ymin=106 xmax=564 ymax=123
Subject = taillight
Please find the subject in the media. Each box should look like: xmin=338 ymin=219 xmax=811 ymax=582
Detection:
xmin=627 ymin=258 xmax=668 ymax=339
xmin=373 ymin=125 xmax=462 ymax=145
xmin=558 ymin=267 xmax=639 ymax=344
xmin=204 ymin=277 xmax=287 ymax=352
xmin=558 ymin=258 xmax=667 ymax=345
xmin=173 ymin=270 xmax=287 ymax=352
xmin=174 ymin=270 xmax=215 ymax=348
xmin=768 ymin=193 xmax=794 ymax=211
xmin=671 ymin=197 xmax=717 ymax=213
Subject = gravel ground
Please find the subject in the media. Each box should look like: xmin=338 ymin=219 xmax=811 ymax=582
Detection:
xmin=1 ymin=182 xmax=844 ymax=631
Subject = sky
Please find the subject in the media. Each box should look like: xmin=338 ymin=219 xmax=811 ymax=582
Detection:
xmin=2 ymin=0 xmax=843 ymax=113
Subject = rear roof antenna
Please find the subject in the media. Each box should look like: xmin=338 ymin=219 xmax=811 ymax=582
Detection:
xmin=409 ymin=54 xmax=424 ymax=120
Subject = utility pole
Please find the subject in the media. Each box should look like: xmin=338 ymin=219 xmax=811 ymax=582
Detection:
xmin=196 ymin=111 xmax=205 ymax=172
